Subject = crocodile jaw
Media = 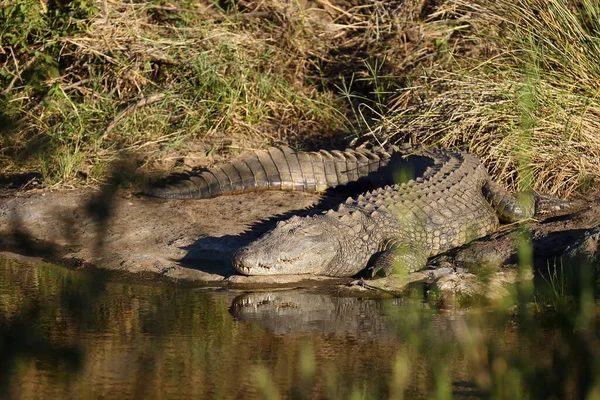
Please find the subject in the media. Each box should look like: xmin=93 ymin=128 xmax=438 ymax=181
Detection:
xmin=232 ymin=215 xmax=339 ymax=275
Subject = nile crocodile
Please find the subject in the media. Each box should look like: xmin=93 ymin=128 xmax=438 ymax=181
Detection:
xmin=148 ymin=146 xmax=563 ymax=277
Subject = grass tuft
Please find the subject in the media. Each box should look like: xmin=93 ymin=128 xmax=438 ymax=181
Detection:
xmin=2 ymin=0 xmax=376 ymax=184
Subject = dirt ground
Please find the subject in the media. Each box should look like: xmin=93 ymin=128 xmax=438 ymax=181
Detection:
xmin=1 ymin=183 xmax=599 ymax=300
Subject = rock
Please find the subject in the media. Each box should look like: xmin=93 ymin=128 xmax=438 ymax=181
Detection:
xmin=560 ymin=225 xmax=600 ymax=296
xmin=431 ymin=268 xmax=531 ymax=302
xmin=342 ymin=266 xmax=531 ymax=304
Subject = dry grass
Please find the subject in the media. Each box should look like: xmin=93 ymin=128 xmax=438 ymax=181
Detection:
xmin=2 ymin=0 xmax=600 ymax=195
xmin=379 ymin=0 xmax=600 ymax=196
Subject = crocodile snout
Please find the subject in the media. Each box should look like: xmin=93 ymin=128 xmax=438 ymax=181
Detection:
xmin=232 ymin=247 xmax=253 ymax=275
xmin=233 ymin=247 xmax=271 ymax=275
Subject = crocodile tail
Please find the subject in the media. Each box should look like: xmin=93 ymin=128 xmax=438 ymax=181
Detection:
xmin=146 ymin=146 xmax=394 ymax=199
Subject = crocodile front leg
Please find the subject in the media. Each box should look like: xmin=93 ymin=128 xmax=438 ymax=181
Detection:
xmin=367 ymin=239 xmax=429 ymax=277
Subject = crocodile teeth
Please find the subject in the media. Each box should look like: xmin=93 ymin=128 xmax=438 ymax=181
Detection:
xmin=236 ymin=265 xmax=253 ymax=275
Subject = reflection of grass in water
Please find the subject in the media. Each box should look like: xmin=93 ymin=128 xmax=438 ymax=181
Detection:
xmin=1 ymin=255 xmax=599 ymax=399
xmin=0 ymin=259 xmax=88 ymax=398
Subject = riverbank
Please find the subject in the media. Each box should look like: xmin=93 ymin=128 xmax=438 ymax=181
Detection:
xmin=1 ymin=184 xmax=598 ymax=302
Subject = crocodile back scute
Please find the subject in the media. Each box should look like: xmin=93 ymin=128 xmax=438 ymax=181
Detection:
xmin=338 ymin=148 xmax=499 ymax=257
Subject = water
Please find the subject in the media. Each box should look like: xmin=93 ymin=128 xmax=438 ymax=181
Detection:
xmin=0 ymin=257 xmax=594 ymax=399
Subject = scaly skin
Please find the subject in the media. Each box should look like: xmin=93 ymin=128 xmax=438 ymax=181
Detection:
xmin=146 ymin=147 xmax=399 ymax=198
xmin=233 ymin=148 xmax=537 ymax=277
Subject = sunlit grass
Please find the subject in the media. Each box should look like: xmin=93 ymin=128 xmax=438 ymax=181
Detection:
xmin=382 ymin=0 xmax=600 ymax=196
xmin=0 ymin=0 xmax=349 ymax=185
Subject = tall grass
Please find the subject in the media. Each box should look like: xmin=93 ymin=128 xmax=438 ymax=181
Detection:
xmin=4 ymin=0 xmax=599 ymax=195
xmin=1 ymin=0 xmax=441 ymax=186
xmin=383 ymin=0 xmax=600 ymax=196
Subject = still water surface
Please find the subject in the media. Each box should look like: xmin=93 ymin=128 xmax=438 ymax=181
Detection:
xmin=0 ymin=257 xmax=556 ymax=399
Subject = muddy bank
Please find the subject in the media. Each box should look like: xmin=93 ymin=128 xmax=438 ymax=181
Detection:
xmin=1 ymin=187 xmax=599 ymax=299
xmin=0 ymin=188 xmax=333 ymax=285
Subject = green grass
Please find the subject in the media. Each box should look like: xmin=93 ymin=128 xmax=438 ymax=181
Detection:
xmin=0 ymin=0 xmax=354 ymax=185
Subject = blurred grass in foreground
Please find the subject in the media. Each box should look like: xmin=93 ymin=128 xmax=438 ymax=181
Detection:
xmin=1 ymin=249 xmax=599 ymax=399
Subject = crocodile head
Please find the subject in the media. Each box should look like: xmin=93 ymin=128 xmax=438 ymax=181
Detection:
xmin=233 ymin=214 xmax=342 ymax=275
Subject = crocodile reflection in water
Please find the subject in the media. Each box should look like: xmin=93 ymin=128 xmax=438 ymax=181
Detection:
xmin=229 ymin=291 xmax=458 ymax=339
